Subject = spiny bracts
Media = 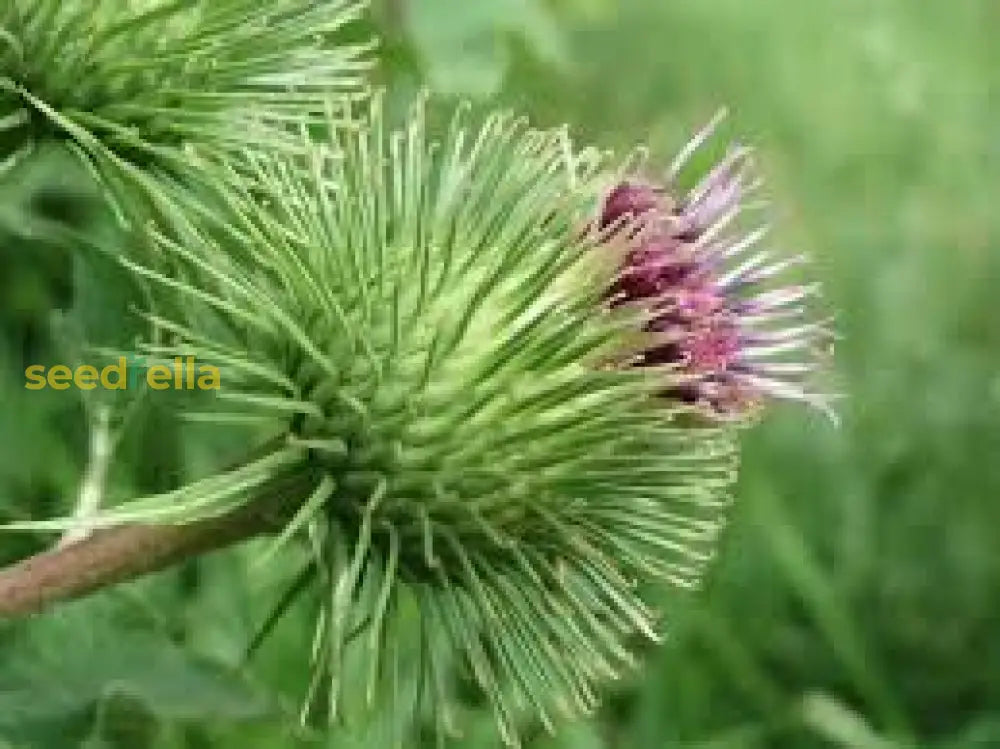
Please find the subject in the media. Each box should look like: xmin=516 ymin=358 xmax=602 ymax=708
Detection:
xmin=0 ymin=0 xmax=372 ymax=178
xmin=6 ymin=101 xmax=832 ymax=746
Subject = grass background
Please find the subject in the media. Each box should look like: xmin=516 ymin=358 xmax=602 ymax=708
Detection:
xmin=1 ymin=1 xmax=998 ymax=747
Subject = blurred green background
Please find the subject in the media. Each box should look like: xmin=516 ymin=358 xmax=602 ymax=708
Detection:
xmin=1 ymin=1 xmax=997 ymax=747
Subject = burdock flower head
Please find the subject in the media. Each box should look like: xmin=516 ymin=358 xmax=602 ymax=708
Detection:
xmin=2 ymin=101 xmax=834 ymax=747
xmin=598 ymin=111 xmax=834 ymax=421
xmin=0 ymin=0 xmax=372 ymax=179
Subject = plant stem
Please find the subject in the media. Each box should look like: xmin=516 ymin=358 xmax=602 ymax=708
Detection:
xmin=0 ymin=471 xmax=311 ymax=620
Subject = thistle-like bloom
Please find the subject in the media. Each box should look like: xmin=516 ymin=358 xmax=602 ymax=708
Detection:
xmin=599 ymin=112 xmax=834 ymax=420
xmin=5 ymin=100 xmax=741 ymax=746
xmin=0 ymin=0 xmax=372 ymax=177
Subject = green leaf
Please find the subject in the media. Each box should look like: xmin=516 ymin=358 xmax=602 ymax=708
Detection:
xmin=0 ymin=597 xmax=274 ymax=743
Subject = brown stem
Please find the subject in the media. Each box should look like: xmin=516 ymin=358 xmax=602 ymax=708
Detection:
xmin=0 ymin=471 xmax=311 ymax=619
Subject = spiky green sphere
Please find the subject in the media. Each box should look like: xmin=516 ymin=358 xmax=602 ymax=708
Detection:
xmin=17 ymin=100 xmax=742 ymax=744
xmin=0 ymin=0 xmax=372 ymax=175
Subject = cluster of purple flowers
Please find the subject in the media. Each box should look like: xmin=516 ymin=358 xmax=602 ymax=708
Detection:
xmin=599 ymin=114 xmax=833 ymax=419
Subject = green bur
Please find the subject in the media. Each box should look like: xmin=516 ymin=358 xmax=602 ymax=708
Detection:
xmin=0 ymin=0 xmax=372 ymax=177
xmin=5 ymin=98 xmax=740 ymax=746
